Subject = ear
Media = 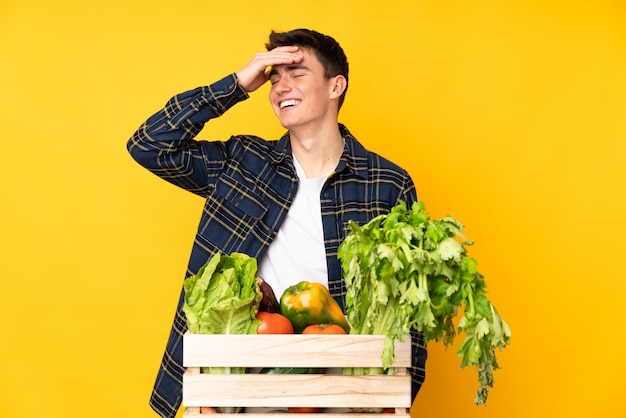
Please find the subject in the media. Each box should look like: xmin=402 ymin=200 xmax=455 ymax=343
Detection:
xmin=329 ymin=75 xmax=347 ymax=99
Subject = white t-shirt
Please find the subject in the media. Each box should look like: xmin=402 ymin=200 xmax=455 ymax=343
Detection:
xmin=256 ymin=155 xmax=331 ymax=298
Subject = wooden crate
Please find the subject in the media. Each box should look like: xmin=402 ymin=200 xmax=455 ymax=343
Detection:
xmin=182 ymin=333 xmax=412 ymax=417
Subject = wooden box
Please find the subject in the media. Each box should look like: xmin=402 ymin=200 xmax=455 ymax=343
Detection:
xmin=182 ymin=333 xmax=412 ymax=417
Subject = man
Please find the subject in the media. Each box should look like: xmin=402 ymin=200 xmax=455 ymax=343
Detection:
xmin=127 ymin=28 xmax=426 ymax=418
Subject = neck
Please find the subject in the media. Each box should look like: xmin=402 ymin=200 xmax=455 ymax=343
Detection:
xmin=290 ymin=123 xmax=343 ymax=178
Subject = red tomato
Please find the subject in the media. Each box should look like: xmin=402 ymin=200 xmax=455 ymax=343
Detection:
xmin=199 ymin=406 xmax=216 ymax=414
xmin=288 ymin=407 xmax=320 ymax=413
xmin=301 ymin=323 xmax=346 ymax=334
xmin=256 ymin=311 xmax=294 ymax=334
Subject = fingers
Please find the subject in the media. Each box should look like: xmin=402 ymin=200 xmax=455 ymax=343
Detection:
xmin=236 ymin=47 xmax=303 ymax=93
xmin=247 ymin=47 xmax=304 ymax=75
xmin=257 ymin=46 xmax=302 ymax=64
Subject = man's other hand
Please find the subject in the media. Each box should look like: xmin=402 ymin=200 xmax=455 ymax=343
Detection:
xmin=236 ymin=46 xmax=303 ymax=93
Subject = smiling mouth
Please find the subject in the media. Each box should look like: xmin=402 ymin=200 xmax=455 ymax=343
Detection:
xmin=279 ymin=99 xmax=301 ymax=109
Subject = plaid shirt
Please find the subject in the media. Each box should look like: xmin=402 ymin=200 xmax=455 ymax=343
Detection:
xmin=127 ymin=74 xmax=427 ymax=418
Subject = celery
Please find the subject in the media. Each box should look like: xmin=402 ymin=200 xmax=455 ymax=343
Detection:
xmin=338 ymin=201 xmax=511 ymax=405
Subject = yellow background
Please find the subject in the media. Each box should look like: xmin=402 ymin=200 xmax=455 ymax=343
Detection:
xmin=1 ymin=0 xmax=625 ymax=417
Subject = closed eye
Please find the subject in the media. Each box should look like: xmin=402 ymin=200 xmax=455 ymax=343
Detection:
xmin=268 ymin=64 xmax=310 ymax=85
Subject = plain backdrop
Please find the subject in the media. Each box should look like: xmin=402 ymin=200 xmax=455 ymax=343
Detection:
xmin=1 ymin=0 xmax=625 ymax=417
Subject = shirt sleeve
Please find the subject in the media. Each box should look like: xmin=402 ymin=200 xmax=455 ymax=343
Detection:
xmin=126 ymin=74 xmax=249 ymax=195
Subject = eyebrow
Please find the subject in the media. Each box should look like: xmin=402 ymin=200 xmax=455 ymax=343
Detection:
xmin=268 ymin=64 xmax=310 ymax=78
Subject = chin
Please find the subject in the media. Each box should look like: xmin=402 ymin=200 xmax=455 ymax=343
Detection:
xmin=277 ymin=118 xmax=298 ymax=131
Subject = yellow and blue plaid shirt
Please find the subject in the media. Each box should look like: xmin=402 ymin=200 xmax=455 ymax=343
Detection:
xmin=127 ymin=74 xmax=427 ymax=418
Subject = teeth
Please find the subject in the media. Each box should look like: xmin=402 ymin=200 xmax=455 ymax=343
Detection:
xmin=280 ymin=100 xmax=300 ymax=109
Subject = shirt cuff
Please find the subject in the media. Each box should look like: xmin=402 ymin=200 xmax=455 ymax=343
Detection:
xmin=205 ymin=73 xmax=250 ymax=114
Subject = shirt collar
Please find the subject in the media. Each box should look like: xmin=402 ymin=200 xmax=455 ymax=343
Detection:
xmin=269 ymin=131 xmax=292 ymax=165
xmin=337 ymin=124 xmax=369 ymax=179
xmin=268 ymin=123 xmax=369 ymax=179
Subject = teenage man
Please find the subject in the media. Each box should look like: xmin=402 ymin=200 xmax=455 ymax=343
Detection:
xmin=127 ymin=28 xmax=427 ymax=418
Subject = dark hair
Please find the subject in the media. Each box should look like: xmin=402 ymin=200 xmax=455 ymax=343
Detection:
xmin=266 ymin=28 xmax=349 ymax=109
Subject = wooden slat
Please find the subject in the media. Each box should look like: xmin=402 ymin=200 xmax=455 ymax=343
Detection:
xmin=183 ymin=333 xmax=411 ymax=368
xmin=182 ymin=373 xmax=412 ymax=408
xmin=181 ymin=333 xmax=413 ymax=416
xmin=183 ymin=412 xmax=410 ymax=418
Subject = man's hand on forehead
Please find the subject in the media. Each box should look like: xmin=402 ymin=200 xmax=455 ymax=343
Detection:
xmin=236 ymin=46 xmax=303 ymax=93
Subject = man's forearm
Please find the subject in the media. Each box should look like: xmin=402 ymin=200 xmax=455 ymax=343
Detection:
xmin=126 ymin=74 xmax=248 ymax=164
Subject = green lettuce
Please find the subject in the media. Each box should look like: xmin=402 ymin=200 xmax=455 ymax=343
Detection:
xmin=182 ymin=251 xmax=261 ymax=374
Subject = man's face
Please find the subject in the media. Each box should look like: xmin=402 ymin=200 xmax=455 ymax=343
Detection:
xmin=268 ymin=48 xmax=337 ymax=131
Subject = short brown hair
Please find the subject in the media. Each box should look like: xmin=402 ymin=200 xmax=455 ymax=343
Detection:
xmin=266 ymin=29 xmax=349 ymax=109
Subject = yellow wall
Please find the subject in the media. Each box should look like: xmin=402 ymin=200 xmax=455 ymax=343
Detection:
xmin=1 ymin=0 xmax=625 ymax=417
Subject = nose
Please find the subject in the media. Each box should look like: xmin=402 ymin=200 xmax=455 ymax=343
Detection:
xmin=273 ymin=78 xmax=291 ymax=94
